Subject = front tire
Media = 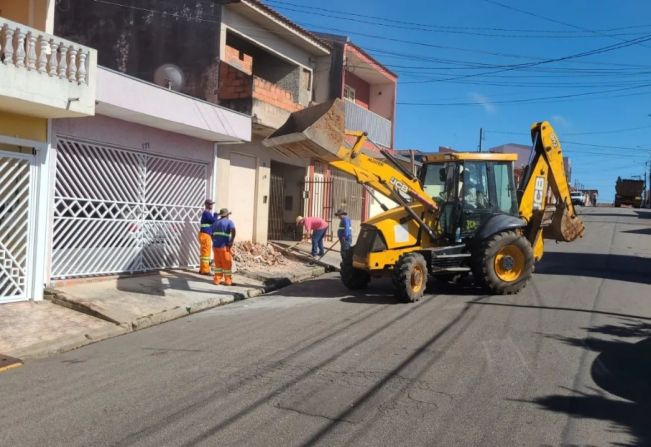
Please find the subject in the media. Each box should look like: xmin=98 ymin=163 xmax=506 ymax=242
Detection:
xmin=472 ymin=230 xmax=534 ymax=295
xmin=340 ymin=248 xmax=370 ymax=290
xmin=392 ymin=252 xmax=428 ymax=303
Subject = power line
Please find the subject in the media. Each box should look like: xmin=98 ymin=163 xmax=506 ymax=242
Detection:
xmin=481 ymin=0 xmax=651 ymax=49
xmin=269 ymin=2 xmax=648 ymax=39
xmin=267 ymin=0 xmax=651 ymax=36
xmin=399 ymin=31 xmax=651 ymax=84
xmin=397 ymin=83 xmax=651 ymax=106
xmin=563 ymin=125 xmax=651 ymax=136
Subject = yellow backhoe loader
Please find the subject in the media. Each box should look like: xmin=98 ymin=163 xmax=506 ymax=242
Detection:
xmin=264 ymin=99 xmax=584 ymax=302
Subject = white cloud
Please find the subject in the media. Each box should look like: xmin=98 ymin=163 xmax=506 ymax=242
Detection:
xmin=469 ymin=92 xmax=496 ymax=113
xmin=552 ymin=114 xmax=571 ymax=129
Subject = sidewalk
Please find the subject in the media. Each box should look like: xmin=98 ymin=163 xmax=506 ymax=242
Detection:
xmin=0 ymin=265 xmax=325 ymax=360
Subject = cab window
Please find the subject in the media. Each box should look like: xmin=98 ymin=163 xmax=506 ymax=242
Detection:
xmin=422 ymin=162 xmax=456 ymax=201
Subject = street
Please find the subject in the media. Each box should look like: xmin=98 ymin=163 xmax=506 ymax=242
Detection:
xmin=1 ymin=207 xmax=650 ymax=446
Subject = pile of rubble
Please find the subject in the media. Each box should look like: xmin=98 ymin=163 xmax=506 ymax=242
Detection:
xmin=231 ymin=241 xmax=288 ymax=268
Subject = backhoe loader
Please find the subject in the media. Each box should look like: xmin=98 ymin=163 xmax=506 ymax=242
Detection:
xmin=264 ymin=99 xmax=584 ymax=302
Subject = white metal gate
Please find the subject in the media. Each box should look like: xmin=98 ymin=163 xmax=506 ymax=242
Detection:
xmin=0 ymin=151 xmax=33 ymax=302
xmin=52 ymin=138 xmax=209 ymax=278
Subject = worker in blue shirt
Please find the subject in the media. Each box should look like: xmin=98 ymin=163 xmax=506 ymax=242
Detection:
xmin=198 ymin=199 xmax=215 ymax=274
xmin=212 ymin=208 xmax=236 ymax=286
xmin=335 ymin=208 xmax=352 ymax=259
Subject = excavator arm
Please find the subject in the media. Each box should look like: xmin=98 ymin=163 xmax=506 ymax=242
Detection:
xmin=518 ymin=121 xmax=585 ymax=260
xmin=263 ymin=99 xmax=438 ymax=238
xmin=331 ymin=131 xmax=436 ymax=210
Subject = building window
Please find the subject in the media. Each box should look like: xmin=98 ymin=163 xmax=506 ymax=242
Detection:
xmin=343 ymin=85 xmax=356 ymax=102
xmin=302 ymin=68 xmax=312 ymax=91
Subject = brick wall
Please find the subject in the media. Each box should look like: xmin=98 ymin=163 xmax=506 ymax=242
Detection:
xmin=218 ymin=61 xmax=253 ymax=100
xmin=252 ymin=77 xmax=302 ymax=112
xmin=223 ymin=45 xmax=253 ymax=75
xmin=219 ymin=44 xmax=302 ymax=113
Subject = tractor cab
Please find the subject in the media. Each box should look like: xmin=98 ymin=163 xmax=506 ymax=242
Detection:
xmin=420 ymin=153 xmax=520 ymax=243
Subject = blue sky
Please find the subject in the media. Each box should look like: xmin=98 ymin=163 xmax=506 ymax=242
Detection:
xmin=267 ymin=0 xmax=651 ymax=201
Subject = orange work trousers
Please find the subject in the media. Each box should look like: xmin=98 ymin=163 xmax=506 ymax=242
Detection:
xmin=198 ymin=232 xmax=212 ymax=274
xmin=213 ymin=247 xmax=233 ymax=285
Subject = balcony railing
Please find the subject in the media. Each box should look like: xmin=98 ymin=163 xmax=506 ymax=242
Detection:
xmin=1 ymin=18 xmax=91 ymax=84
xmin=0 ymin=17 xmax=96 ymax=117
xmin=344 ymin=99 xmax=392 ymax=148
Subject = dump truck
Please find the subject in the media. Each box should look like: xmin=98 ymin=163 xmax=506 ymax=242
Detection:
xmin=264 ymin=99 xmax=584 ymax=302
xmin=614 ymin=177 xmax=644 ymax=208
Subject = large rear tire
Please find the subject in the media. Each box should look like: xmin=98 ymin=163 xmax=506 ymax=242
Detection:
xmin=340 ymin=248 xmax=370 ymax=290
xmin=472 ymin=230 xmax=534 ymax=295
xmin=392 ymin=252 xmax=428 ymax=303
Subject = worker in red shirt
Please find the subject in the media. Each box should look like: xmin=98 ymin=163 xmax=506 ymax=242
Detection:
xmin=198 ymin=199 xmax=215 ymax=275
xmin=296 ymin=215 xmax=328 ymax=258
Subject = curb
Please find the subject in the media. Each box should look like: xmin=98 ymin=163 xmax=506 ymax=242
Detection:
xmin=11 ymin=324 xmax=128 ymax=360
xmin=28 ymin=265 xmax=329 ymax=359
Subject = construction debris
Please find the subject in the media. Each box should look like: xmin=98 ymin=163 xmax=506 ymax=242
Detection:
xmin=231 ymin=241 xmax=289 ymax=268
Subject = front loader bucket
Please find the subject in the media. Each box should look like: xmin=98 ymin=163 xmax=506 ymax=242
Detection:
xmin=543 ymin=202 xmax=585 ymax=242
xmin=263 ymin=99 xmax=345 ymax=161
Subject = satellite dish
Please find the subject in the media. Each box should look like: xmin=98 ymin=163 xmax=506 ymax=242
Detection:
xmin=154 ymin=64 xmax=185 ymax=91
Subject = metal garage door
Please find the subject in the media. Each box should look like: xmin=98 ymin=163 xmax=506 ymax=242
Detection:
xmin=52 ymin=137 xmax=209 ymax=279
xmin=0 ymin=150 xmax=33 ymax=302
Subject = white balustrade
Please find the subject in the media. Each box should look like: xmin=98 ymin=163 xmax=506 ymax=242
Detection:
xmin=77 ymin=51 xmax=87 ymax=84
xmin=2 ymin=25 xmax=14 ymax=64
xmin=0 ymin=17 xmax=93 ymax=85
xmin=14 ymin=29 xmax=25 ymax=68
xmin=48 ymin=40 xmax=58 ymax=76
xmin=37 ymin=35 xmax=48 ymax=73
xmin=57 ymin=44 xmax=67 ymax=79
xmin=26 ymin=31 xmax=36 ymax=70
xmin=67 ymin=45 xmax=77 ymax=82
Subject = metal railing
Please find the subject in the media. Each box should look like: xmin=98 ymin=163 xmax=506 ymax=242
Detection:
xmin=303 ymin=171 xmax=365 ymax=242
xmin=344 ymin=100 xmax=392 ymax=148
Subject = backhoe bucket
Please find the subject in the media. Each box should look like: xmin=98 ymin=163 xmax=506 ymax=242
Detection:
xmin=263 ymin=99 xmax=345 ymax=161
xmin=543 ymin=202 xmax=585 ymax=242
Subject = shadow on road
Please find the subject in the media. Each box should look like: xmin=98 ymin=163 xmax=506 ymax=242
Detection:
xmin=536 ymin=252 xmax=651 ymax=285
xmin=623 ymin=227 xmax=651 ymax=236
xmin=528 ymin=321 xmax=651 ymax=447
xmin=576 ymin=212 xmax=628 ymax=218
xmin=270 ymin=276 xmax=404 ymax=304
xmin=468 ymin=301 xmax=651 ymax=322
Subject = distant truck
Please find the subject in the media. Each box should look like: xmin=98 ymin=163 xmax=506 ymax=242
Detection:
xmin=614 ymin=177 xmax=644 ymax=208
xmin=570 ymin=191 xmax=586 ymax=206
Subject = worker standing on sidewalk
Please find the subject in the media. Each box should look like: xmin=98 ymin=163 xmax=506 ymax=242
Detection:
xmin=296 ymin=215 xmax=328 ymax=258
xmin=335 ymin=209 xmax=352 ymax=259
xmin=212 ymin=208 xmax=236 ymax=286
xmin=198 ymin=199 xmax=215 ymax=275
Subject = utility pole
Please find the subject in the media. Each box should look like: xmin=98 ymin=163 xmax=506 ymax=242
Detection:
xmin=478 ymin=128 xmax=483 ymax=152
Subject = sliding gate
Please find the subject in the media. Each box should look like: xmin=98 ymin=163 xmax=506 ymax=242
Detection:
xmin=52 ymin=138 xmax=209 ymax=279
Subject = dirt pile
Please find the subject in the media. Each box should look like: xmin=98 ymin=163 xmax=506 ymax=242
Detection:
xmin=231 ymin=241 xmax=288 ymax=268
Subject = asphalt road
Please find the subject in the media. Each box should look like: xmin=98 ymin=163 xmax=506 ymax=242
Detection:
xmin=1 ymin=207 xmax=650 ymax=447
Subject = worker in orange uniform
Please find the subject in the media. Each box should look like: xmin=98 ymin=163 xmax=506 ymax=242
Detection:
xmin=198 ymin=199 xmax=216 ymax=275
xmin=212 ymin=208 xmax=236 ymax=286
